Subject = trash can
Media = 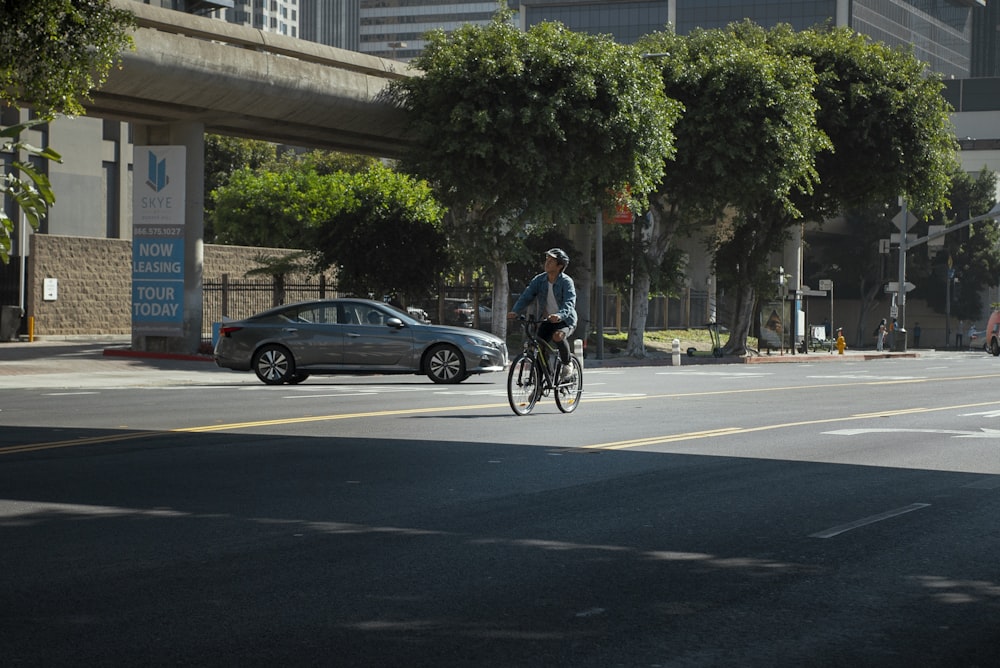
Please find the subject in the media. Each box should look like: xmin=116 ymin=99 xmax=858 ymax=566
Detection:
xmin=0 ymin=305 xmax=23 ymax=342
xmin=893 ymin=328 xmax=907 ymax=352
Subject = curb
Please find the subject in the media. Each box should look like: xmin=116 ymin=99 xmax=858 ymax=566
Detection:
xmin=103 ymin=347 xmax=216 ymax=363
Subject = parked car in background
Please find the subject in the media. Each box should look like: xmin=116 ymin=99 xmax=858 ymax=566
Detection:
xmin=443 ymin=299 xmax=474 ymax=327
xmin=407 ymin=306 xmax=431 ymax=324
xmin=214 ymin=298 xmax=508 ymax=384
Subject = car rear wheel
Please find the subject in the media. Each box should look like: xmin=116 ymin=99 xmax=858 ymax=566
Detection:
xmin=425 ymin=344 xmax=467 ymax=384
xmin=253 ymin=344 xmax=295 ymax=385
xmin=992 ymin=338 xmax=1000 ymax=357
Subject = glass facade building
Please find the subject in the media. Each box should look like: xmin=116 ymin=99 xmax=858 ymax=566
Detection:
xmin=519 ymin=0 xmax=984 ymax=78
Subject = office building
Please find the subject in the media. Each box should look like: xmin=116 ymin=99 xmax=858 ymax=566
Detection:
xmin=209 ymin=0 xmax=301 ymax=37
xmin=519 ymin=0 xmax=985 ymax=79
xmin=358 ymin=0 xmax=507 ymax=60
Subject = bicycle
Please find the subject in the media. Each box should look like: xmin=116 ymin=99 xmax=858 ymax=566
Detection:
xmin=507 ymin=315 xmax=583 ymax=415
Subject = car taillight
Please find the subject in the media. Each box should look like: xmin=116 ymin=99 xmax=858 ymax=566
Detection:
xmin=219 ymin=325 xmax=243 ymax=337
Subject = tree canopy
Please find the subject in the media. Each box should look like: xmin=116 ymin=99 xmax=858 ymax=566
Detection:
xmin=1 ymin=0 xmax=134 ymax=262
xmin=391 ymin=6 xmax=680 ymax=336
xmin=211 ymin=160 xmax=446 ymax=301
xmin=636 ymin=21 xmax=959 ymax=355
xmin=634 ymin=23 xmax=829 ymax=355
xmin=0 ymin=120 xmax=60 ymax=262
xmin=1 ymin=0 xmax=135 ymax=117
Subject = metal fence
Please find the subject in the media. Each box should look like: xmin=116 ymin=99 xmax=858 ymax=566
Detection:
xmin=201 ymin=275 xmax=715 ymax=342
xmin=202 ymin=274 xmax=336 ymax=337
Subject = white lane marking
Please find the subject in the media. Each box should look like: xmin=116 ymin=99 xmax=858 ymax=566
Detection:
xmin=658 ymin=371 xmax=772 ymax=377
xmin=810 ymin=503 xmax=931 ymax=539
xmin=43 ymin=391 xmax=100 ymax=396
xmin=807 ymin=374 xmax=923 ymax=380
xmin=825 ymin=427 xmax=1000 ymax=439
xmin=961 ymin=410 xmax=1000 ymax=418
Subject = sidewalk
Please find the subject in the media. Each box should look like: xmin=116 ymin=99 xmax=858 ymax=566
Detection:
xmin=0 ymin=337 xmax=245 ymax=389
xmin=0 ymin=335 xmax=932 ymax=389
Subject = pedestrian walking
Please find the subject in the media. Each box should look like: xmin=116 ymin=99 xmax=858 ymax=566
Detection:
xmin=874 ymin=318 xmax=887 ymax=352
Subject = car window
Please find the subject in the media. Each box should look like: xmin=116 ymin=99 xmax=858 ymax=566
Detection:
xmin=339 ymin=304 xmax=362 ymax=325
xmin=292 ymin=305 xmax=337 ymax=324
xmin=361 ymin=307 xmax=384 ymax=326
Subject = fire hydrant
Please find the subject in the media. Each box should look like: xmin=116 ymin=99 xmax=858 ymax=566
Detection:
xmin=836 ymin=332 xmax=847 ymax=355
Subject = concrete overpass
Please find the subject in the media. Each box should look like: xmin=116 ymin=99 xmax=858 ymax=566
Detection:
xmin=83 ymin=0 xmax=415 ymax=354
xmin=87 ymin=0 xmax=413 ymax=158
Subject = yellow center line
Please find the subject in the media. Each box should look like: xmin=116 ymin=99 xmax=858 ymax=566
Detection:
xmin=177 ymin=403 xmax=503 ymax=432
xmin=580 ymin=399 xmax=1000 ymax=451
xmin=0 ymin=431 xmax=164 ymax=455
xmin=6 ymin=373 xmax=1000 ymax=456
xmin=582 ymin=427 xmax=745 ymax=450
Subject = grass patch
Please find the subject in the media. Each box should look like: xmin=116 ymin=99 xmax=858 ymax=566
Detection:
xmin=599 ymin=327 xmax=725 ymax=353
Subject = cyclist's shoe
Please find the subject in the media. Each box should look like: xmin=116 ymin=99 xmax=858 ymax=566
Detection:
xmin=560 ymin=363 xmax=575 ymax=384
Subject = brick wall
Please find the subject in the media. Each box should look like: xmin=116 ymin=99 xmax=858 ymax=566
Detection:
xmin=26 ymin=235 xmax=318 ymax=337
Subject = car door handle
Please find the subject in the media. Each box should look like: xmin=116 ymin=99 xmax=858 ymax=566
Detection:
xmin=282 ymin=327 xmax=298 ymax=333
xmin=347 ymin=332 xmax=361 ymax=337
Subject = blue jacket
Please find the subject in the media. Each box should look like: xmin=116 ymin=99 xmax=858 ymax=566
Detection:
xmin=512 ymin=271 xmax=578 ymax=331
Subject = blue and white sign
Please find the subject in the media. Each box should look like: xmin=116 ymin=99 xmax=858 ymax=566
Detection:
xmin=132 ymin=146 xmax=186 ymax=336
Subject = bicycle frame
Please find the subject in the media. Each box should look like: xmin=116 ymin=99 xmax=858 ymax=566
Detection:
xmin=507 ymin=315 xmax=582 ymax=415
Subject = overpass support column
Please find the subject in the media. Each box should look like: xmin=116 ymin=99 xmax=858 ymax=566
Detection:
xmin=131 ymin=122 xmax=205 ymax=355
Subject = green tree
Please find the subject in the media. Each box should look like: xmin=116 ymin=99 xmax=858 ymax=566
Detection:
xmin=781 ymin=26 xmax=957 ymax=219
xmin=204 ymin=135 xmax=277 ymax=242
xmin=1 ymin=0 xmax=134 ymax=261
xmin=782 ymin=25 xmax=958 ymax=347
xmin=1 ymin=0 xmax=135 ymax=117
xmin=211 ymin=161 xmax=447 ymax=300
xmin=205 ymin=142 xmax=381 ymax=243
xmin=914 ymin=168 xmax=1000 ymax=324
xmin=310 ymin=163 xmax=447 ymax=302
xmin=391 ymin=7 xmax=680 ymax=337
xmin=639 ymin=23 xmax=829 ymax=356
xmin=212 ymin=165 xmax=330 ymax=248
xmin=639 ymin=22 xmax=958 ymax=356
xmin=0 ymin=120 xmax=61 ymax=262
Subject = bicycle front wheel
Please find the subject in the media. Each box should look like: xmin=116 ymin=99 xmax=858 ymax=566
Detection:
xmin=554 ymin=356 xmax=583 ymax=413
xmin=507 ymin=353 xmax=541 ymax=416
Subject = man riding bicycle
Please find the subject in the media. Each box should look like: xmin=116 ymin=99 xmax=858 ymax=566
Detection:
xmin=508 ymin=248 xmax=577 ymax=380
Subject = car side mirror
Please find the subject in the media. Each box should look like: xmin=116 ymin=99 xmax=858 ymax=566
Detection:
xmin=386 ymin=317 xmax=404 ymax=329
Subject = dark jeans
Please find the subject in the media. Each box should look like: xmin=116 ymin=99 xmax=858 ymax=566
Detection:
xmin=538 ymin=320 xmax=572 ymax=365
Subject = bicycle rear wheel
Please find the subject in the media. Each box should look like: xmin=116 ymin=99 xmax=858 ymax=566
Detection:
xmin=554 ymin=356 xmax=583 ymax=413
xmin=507 ymin=353 xmax=541 ymax=416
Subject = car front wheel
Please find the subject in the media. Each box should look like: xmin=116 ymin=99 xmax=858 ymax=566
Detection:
xmin=425 ymin=344 xmax=467 ymax=384
xmin=253 ymin=344 xmax=295 ymax=385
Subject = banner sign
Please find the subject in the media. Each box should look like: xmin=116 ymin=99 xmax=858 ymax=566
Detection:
xmin=132 ymin=146 xmax=186 ymax=336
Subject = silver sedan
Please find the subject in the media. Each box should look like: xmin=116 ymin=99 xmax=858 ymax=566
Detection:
xmin=214 ymin=298 xmax=508 ymax=385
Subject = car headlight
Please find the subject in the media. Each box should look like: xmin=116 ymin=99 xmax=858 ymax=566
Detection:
xmin=463 ymin=335 xmax=495 ymax=348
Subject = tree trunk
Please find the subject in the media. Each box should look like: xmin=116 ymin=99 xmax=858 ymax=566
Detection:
xmin=625 ymin=272 xmax=651 ymax=357
xmin=625 ymin=199 xmax=678 ymax=357
xmin=491 ymin=257 xmax=510 ymax=341
xmin=722 ymin=283 xmax=756 ymax=355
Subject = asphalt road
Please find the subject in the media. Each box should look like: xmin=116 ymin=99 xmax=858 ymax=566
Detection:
xmin=1 ymin=348 xmax=999 ymax=666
